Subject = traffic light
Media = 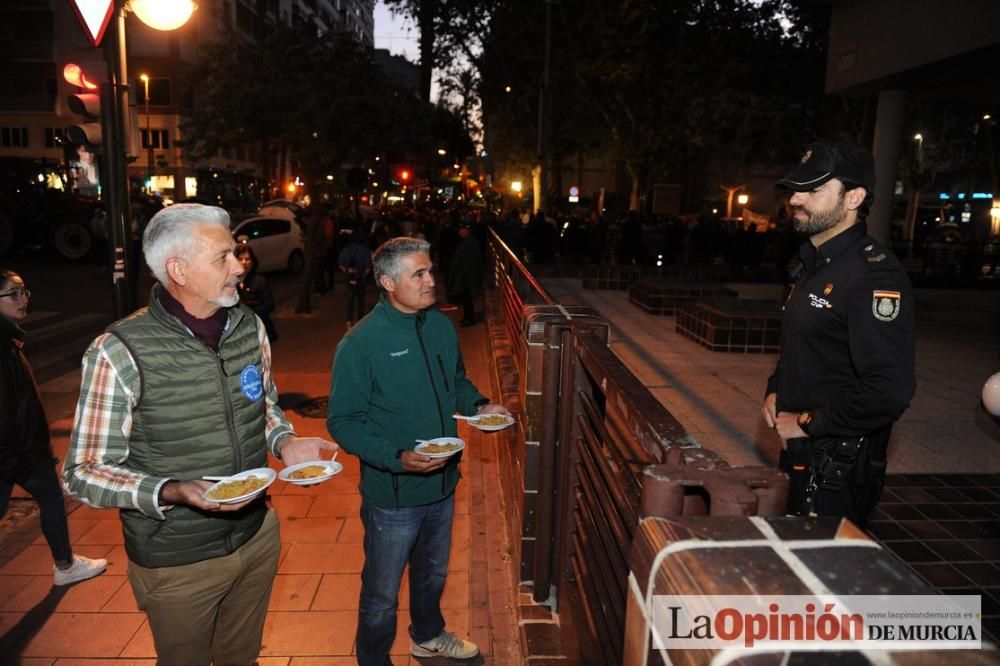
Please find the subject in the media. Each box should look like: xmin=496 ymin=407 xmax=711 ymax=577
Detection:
xmin=399 ymin=168 xmax=411 ymax=183
xmin=64 ymin=63 xmax=102 ymax=148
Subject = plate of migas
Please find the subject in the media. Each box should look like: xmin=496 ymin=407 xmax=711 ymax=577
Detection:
xmin=453 ymin=413 xmax=515 ymax=432
xmin=414 ymin=437 xmax=466 ymax=459
xmin=202 ymin=468 xmax=276 ymax=504
xmin=278 ymin=459 xmax=344 ymax=486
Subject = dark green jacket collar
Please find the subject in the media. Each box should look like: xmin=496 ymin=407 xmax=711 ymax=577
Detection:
xmin=376 ymin=294 xmax=428 ymax=330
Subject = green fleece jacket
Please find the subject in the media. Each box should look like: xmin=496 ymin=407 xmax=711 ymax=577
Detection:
xmin=326 ymin=296 xmax=487 ymax=507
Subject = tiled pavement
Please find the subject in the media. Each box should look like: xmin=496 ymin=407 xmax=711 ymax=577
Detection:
xmin=0 ymin=287 xmax=521 ymax=664
xmin=870 ymin=473 xmax=1000 ymax=641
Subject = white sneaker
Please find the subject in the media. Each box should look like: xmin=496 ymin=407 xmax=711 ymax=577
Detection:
xmin=53 ymin=554 xmax=108 ymax=586
xmin=411 ymin=631 xmax=479 ymax=659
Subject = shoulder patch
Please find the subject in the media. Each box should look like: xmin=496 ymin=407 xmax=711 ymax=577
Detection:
xmin=872 ymin=290 xmax=901 ymax=321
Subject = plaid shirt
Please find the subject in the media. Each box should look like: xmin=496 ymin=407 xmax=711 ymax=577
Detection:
xmin=63 ymin=317 xmax=294 ymax=519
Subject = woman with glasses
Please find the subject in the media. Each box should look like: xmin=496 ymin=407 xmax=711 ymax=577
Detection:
xmin=0 ymin=269 xmax=107 ymax=586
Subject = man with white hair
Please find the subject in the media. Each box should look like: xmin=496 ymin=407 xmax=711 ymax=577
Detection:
xmin=64 ymin=204 xmax=337 ymax=665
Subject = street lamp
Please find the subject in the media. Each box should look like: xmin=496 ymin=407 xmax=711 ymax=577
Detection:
xmin=139 ymin=73 xmax=151 ymax=188
xmin=99 ymin=0 xmax=196 ymax=318
xmin=130 ymin=0 xmax=197 ymax=31
xmin=914 ymin=133 xmax=924 ymax=170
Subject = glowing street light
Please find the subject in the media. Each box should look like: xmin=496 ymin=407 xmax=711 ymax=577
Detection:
xmin=138 ymin=73 xmax=152 ymax=185
xmin=736 ymin=193 xmax=749 ymax=206
xmin=511 ymin=180 xmax=523 ymax=194
xmin=437 ymin=148 xmax=447 ymax=156
xmin=130 ymin=0 xmax=197 ymax=31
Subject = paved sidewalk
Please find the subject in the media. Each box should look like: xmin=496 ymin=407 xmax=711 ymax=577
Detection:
xmin=0 ymin=286 xmax=521 ymax=664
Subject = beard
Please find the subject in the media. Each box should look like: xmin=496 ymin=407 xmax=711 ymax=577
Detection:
xmin=214 ymin=292 xmax=240 ymax=308
xmin=792 ymin=196 xmax=847 ymax=236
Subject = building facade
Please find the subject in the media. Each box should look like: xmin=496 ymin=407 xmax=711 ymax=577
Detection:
xmin=0 ymin=0 xmax=374 ymax=204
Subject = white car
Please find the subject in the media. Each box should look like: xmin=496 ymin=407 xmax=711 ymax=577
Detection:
xmin=231 ymin=215 xmax=305 ymax=273
xmin=258 ymin=199 xmax=305 ymax=221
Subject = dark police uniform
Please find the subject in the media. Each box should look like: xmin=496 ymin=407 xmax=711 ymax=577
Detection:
xmin=767 ymin=221 xmax=915 ymax=526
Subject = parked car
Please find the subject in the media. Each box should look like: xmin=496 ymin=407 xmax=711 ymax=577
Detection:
xmin=258 ymin=199 xmax=305 ymax=221
xmin=231 ymin=215 xmax=305 ymax=273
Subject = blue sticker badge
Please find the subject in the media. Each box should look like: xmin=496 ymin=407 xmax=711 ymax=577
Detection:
xmin=240 ymin=364 xmax=264 ymax=402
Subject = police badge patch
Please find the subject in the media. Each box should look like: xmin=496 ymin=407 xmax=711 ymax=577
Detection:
xmin=872 ymin=290 xmax=901 ymax=321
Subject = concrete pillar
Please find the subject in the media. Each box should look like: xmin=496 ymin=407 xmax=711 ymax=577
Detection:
xmin=868 ymin=89 xmax=905 ymax=246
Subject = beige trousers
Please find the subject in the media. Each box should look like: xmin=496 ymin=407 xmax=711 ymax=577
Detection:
xmin=127 ymin=509 xmax=281 ymax=666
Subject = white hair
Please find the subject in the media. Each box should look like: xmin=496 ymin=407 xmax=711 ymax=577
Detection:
xmin=143 ymin=204 xmax=231 ymax=284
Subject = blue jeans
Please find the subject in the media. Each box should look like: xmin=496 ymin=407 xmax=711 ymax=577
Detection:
xmin=356 ymin=494 xmax=454 ymax=666
xmin=0 ymin=464 xmax=73 ymax=564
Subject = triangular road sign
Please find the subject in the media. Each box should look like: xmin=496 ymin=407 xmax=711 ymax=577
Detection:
xmin=69 ymin=0 xmax=115 ymax=48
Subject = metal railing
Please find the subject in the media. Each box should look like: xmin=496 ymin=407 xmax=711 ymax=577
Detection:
xmin=487 ymin=231 xmax=554 ymax=365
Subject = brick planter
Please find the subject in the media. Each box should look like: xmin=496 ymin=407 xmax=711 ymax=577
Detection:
xmin=675 ymin=298 xmax=782 ymax=353
xmin=628 ymin=278 xmax=737 ymax=316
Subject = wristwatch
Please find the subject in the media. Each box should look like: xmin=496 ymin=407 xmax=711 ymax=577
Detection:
xmin=797 ymin=410 xmax=813 ymax=435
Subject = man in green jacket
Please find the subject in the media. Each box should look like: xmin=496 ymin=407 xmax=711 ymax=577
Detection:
xmin=65 ymin=204 xmax=337 ymax=666
xmin=327 ymin=237 xmax=509 ymax=665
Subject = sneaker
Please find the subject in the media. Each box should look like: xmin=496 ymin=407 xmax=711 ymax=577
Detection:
xmin=412 ymin=631 xmax=479 ymax=659
xmin=53 ymin=554 xmax=108 ymax=586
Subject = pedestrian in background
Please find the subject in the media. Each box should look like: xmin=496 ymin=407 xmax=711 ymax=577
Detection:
xmin=0 ymin=269 xmax=107 ymax=586
xmin=327 ymin=237 xmax=510 ymax=665
xmin=447 ymin=222 xmax=483 ymax=326
xmin=761 ymin=141 xmax=915 ymax=528
xmin=235 ymin=243 xmax=279 ymax=343
xmin=338 ymin=221 xmax=373 ymax=328
xmin=64 ymin=204 xmax=336 ymax=665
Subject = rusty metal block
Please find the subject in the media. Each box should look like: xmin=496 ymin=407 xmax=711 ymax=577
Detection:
xmin=639 ymin=446 xmax=788 ymax=518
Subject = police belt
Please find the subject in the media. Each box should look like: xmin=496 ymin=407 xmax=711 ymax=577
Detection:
xmin=810 ymin=436 xmax=865 ymax=492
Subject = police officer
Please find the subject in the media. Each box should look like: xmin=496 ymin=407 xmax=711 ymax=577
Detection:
xmin=761 ymin=141 xmax=916 ymax=528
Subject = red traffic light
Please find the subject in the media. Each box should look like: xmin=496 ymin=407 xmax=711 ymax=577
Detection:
xmin=399 ymin=169 xmax=411 ymax=182
xmin=63 ymin=63 xmax=98 ymax=90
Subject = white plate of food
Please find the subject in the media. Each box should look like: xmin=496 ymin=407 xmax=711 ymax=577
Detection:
xmin=278 ymin=460 xmax=344 ymax=486
xmin=203 ymin=468 xmax=276 ymax=504
xmin=455 ymin=413 xmax=516 ymax=432
xmin=414 ymin=437 xmax=466 ymax=459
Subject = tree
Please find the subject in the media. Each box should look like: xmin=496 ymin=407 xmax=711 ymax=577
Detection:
xmin=181 ymin=21 xmax=473 ymax=311
xmin=474 ymin=0 xmax=875 ymax=214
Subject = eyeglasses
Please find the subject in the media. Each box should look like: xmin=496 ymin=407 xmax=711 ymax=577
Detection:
xmin=0 ymin=288 xmax=30 ymax=300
